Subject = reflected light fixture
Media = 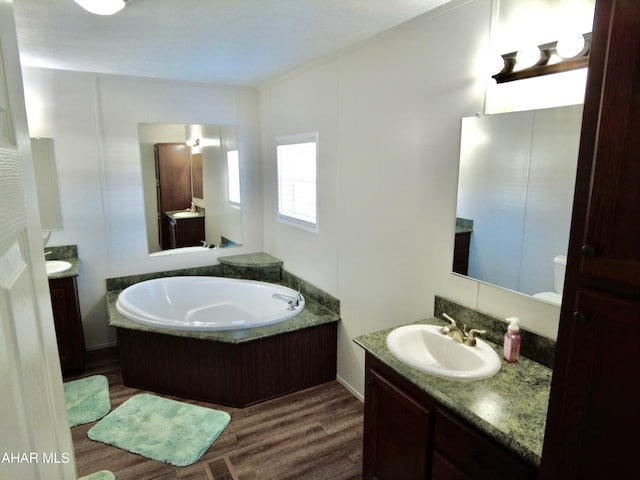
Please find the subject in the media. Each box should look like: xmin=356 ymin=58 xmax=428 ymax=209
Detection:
xmin=73 ymin=0 xmax=128 ymax=15
xmin=493 ymin=32 xmax=591 ymax=84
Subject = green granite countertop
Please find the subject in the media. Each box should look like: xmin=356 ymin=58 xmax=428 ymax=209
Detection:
xmin=455 ymin=225 xmax=473 ymax=234
xmin=355 ymin=318 xmax=551 ymax=467
xmin=46 ymin=257 xmax=79 ymax=279
xmin=107 ymin=289 xmax=339 ymax=344
xmin=455 ymin=217 xmax=473 ymax=234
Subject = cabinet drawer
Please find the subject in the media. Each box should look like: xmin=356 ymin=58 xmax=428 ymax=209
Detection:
xmin=434 ymin=410 xmax=535 ymax=480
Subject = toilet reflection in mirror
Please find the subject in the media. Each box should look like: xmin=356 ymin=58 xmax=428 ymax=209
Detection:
xmin=532 ymin=255 xmax=566 ymax=306
xmin=454 ymin=104 xmax=583 ymax=302
xmin=138 ymin=123 xmax=242 ymax=255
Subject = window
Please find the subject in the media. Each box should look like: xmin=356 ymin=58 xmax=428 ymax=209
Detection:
xmin=276 ymin=132 xmax=318 ymax=232
xmin=227 ymin=150 xmax=241 ymax=205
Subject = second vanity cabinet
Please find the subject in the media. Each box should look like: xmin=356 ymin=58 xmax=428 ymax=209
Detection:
xmin=364 ymin=353 xmax=537 ymax=480
xmin=167 ymin=214 xmax=205 ymax=248
xmin=49 ymin=276 xmax=85 ymax=374
xmin=452 ymin=231 xmax=471 ymax=275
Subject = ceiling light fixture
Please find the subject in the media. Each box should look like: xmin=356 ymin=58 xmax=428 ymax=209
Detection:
xmin=73 ymin=0 xmax=128 ymax=16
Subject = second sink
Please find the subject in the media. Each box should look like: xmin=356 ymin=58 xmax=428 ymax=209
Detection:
xmin=46 ymin=260 xmax=72 ymax=275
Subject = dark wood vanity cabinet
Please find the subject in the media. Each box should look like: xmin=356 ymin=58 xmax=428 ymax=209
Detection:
xmin=363 ymin=354 xmax=536 ymax=480
xmin=433 ymin=411 xmax=535 ymax=480
xmin=168 ymin=215 xmax=205 ymax=248
xmin=540 ymin=1 xmax=640 ymax=478
xmin=49 ymin=276 xmax=85 ymax=374
xmin=453 ymin=232 xmax=471 ymax=275
xmin=364 ymin=360 xmax=434 ymax=479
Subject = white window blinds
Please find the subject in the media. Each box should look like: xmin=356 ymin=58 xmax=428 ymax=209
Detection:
xmin=276 ymin=132 xmax=318 ymax=232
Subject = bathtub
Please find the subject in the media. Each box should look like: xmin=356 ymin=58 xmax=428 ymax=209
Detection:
xmin=116 ymin=276 xmax=305 ymax=331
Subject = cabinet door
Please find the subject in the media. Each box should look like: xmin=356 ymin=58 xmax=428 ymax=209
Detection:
xmin=364 ymin=367 xmax=432 ymax=480
xmin=155 ymin=143 xmax=192 ymax=248
xmin=542 ymin=289 xmax=640 ymax=478
xmin=174 ymin=217 xmax=205 ymax=247
xmin=49 ymin=283 xmax=73 ymax=365
xmin=452 ymin=232 xmax=471 ymax=275
xmin=432 ymin=452 xmax=471 ymax=480
xmin=49 ymin=277 xmax=85 ymax=373
xmin=573 ymin=0 xmax=640 ymax=289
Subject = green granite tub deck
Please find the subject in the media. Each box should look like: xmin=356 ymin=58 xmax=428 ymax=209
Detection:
xmin=218 ymin=252 xmax=283 ymax=281
xmin=354 ymin=318 xmax=552 ymax=467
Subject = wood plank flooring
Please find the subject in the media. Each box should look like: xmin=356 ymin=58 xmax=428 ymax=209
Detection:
xmin=64 ymin=348 xmax=364 ymax=480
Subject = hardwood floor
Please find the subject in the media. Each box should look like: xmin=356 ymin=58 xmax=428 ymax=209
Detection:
xmin=64 ymin=348 xmax=364 ymax=480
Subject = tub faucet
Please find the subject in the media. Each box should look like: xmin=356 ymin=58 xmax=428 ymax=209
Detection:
xmin=272 ymin=292 xmax=302 ymax=310
xmin=440 ymin=313 xmax=486 ymax=347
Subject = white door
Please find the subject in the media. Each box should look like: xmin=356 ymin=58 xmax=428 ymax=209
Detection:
xmin=0 ymin=1 xmax=76 ymax=478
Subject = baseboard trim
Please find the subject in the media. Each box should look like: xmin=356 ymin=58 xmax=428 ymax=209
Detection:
xmin=337 ymin=374 xmax=364 ymax=403
xmin=85 ymin=341 xmax=117 ymax=352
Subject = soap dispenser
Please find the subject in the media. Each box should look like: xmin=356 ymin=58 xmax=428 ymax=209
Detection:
xmin=503 ymin=317 xmax=521 ymax=363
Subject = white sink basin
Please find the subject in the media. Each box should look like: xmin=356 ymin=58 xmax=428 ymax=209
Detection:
xmin=46 ymin=260 xmax=72 ymax=275
xmin=386 ymin=324 xmax=501 ymax=381
xmin=173 ymin=211 xmax=200 ymax=218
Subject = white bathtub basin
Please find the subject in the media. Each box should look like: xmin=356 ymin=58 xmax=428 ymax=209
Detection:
xmin=116 ymin=276 xmax=305 ymax=331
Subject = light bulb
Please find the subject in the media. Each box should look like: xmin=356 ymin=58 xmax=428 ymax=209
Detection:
xmin=491 ymin=54 xmax=508 ymax=75
xmin=73 ymin=0 xmax=126 ymax=16
xmin=515 ymin=46 xmax=542 ymax=69
xmin=556 ymin=35 xmax=587 ymax=59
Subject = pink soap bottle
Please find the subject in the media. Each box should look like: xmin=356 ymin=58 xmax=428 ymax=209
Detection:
xmin=503 ymin=317 xmax=521 ymax=363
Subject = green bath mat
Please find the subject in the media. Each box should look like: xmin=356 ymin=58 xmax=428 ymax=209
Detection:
xmin=64 ymin=375 xmax=111 ymax=427
xmin=79 ymin=471 xmax=115 ymax=480
xmin=87 ymin=393 xmax=231 ymax=467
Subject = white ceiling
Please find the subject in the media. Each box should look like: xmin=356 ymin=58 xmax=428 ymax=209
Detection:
xmin=13 ymin=0 xmax=452 ymax=86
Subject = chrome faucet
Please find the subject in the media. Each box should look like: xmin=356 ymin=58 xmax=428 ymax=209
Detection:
xmin=272 ymin=292 xmax=302 ymax=310
xmin=440 ymin=313 xmax=486 ymax=347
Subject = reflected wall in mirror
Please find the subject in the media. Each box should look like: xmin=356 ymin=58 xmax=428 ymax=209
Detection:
xmin=31 ymin=137 xmax=63 ymax=230
xmin=138 ymin=123 xmax=242 ymax=255
xmin=454 ymin=104 xmax=583 ymax=305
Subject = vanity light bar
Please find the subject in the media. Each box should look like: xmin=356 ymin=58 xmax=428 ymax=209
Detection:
xmin=492 ymin=32 xmax=592 ymax=84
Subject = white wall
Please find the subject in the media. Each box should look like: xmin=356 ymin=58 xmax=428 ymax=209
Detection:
xmin=260 ymin=0 xmax=493 ymax=398
xmin=23 ymin=70 xmax=262 ymax=349
xmin=259 ymin=0 xmax=594 ymax=399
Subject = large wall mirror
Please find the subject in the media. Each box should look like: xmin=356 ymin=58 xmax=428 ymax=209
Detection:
xmin=139 ymin=123 xmax=242 ymax=255
xmin=454 ymin=104 xmax=583 ymax=305
xmin=31 ymin=137 xmax=63 ymax=231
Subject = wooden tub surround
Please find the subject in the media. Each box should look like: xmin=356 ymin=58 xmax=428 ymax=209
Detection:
xmin=115 ymin=321 xmax=337 ymax=408
xmin=106 ymin=253 xmax=340 ymax=408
